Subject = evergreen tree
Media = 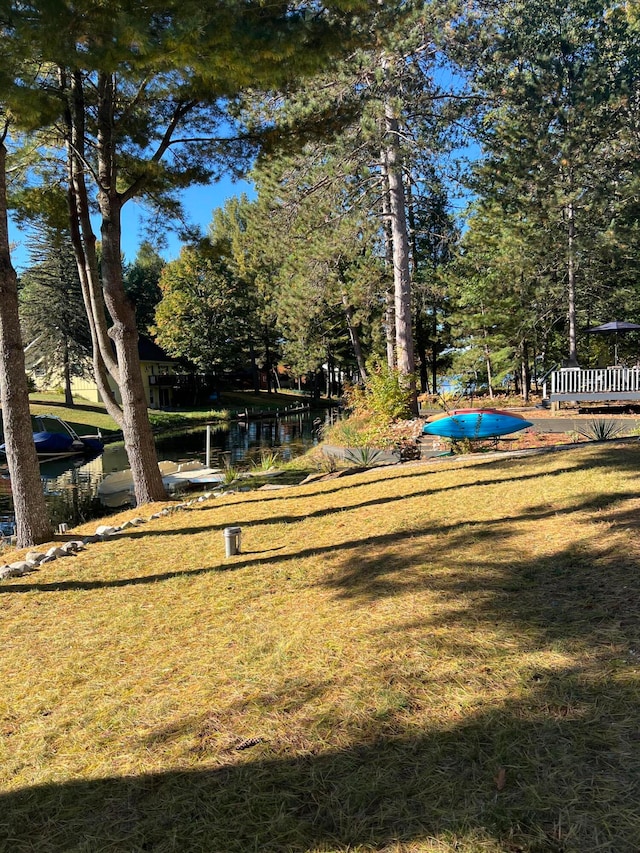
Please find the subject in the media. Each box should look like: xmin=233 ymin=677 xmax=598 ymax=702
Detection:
xmin=245 ymin=151 xmax=384 ymax=385
xmin=19 ymin=225 xmax=91 ymax=405
xmin=238 ymin=4 xmax=461 ymax=412
xmin=5 ymin=0 xmax=383 ymax=506
xmin=123 ymin=243 xmax=165 ymax=335
xmin=459 ymin=0 xmax=640 ymax=367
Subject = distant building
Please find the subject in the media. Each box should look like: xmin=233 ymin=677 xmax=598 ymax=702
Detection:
xmin=68 ymin=336 xmax=180 ymax=409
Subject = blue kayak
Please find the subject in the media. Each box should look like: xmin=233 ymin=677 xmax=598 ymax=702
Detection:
xmin=422 ymin=409 xmax=533 ymax=440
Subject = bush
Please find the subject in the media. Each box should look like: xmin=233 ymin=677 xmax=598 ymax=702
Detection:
xmin=343 ymin=446 xmax=384 ymax=468
xmin=576 ymin=419 xmax=625 ymax=441
xmin=346 ymin=366 xmax=413 ymax=423
xmin=321 ymin=413 xmax=377 ymax=448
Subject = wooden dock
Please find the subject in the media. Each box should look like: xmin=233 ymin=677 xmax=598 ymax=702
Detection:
xmin=235 ymin=404 xmax=312 ymax=421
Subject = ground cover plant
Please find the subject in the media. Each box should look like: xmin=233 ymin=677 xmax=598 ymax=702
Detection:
xmin=2 ymin=442 xmax=640 ymax=851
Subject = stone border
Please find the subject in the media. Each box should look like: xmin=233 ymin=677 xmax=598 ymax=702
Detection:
xmin=0 ymin=490 xmax=219 ymax=581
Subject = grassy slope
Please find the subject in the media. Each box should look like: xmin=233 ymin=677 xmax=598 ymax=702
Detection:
xmin=1 ymin=443 xmax=640 ymax=851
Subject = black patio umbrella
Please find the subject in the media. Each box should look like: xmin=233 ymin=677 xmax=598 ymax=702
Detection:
xmin=586 ymin=321 xmax=640 ymax=365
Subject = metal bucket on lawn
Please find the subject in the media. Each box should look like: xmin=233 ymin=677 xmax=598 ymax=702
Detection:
xmin=223 ymin=526 xmax=242 ymax=557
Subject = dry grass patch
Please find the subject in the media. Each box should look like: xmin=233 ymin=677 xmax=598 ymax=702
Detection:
xmin=1 ymin=444 xmax=640 ymax=851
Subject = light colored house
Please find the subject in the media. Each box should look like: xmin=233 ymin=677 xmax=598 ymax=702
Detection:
xmin=69 ymin=336 xmax=180 ymax=409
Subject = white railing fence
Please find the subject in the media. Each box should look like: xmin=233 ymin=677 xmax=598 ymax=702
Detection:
xmin=551 ymin=367 xmax=640 ymax=397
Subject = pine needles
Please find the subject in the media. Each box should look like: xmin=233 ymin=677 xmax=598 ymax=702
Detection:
xmin=2 ymin=442 xmax=640 ymax=850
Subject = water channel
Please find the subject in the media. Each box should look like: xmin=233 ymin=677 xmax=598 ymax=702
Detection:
xmin=0 ymin=409 xmax=328 ymax=536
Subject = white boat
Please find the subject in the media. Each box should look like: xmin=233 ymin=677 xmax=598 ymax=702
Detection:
xmin=98 ymin=460 xmax=224 ymax=507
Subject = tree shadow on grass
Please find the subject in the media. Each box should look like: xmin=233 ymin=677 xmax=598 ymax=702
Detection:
xmin=4 ymin=468 xmax=640 ymax=850
xmin=30 ymin=399 xmax=109 ymax=416
xmin=2 ymin=665 xmax=640 ymax=852
xmin=1 ymin=488 xmax=636 ymax=597
xmin=112 ymin=460 xmax=626 ymax=545
xmin=0 ymin=482 xmax=635 ymax=600
xmin=196 ymin=450 xmax=598 ymax=508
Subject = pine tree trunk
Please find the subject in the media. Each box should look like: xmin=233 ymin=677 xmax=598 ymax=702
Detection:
xmin=521 ymin=339 xmax=531 ymax=404
xmin=566 ymin=200 xmax=579 ymax=366
xmin=63 ymin=68 xmax=122 ymax=425
xmin=341 ymin=293 xmax=368 ymax=382
xmin=431 ymin=306 xmax=439 ymax=396
xmin=63 ymin=337 xmax=73 ymax=406
xmin=383 ymin=95 xmax=417 ymax=415
xmin=415 ymin=310 xmax=429 ymax=393
xmin=248 ymin=336 xmax=260 ymax=394
xmin=480 ymin=304 xmax=494 ymax=399
xmin=406 ymin=180 xmax=429 ymax=394
xmin=325 ymin=351 xmax=332 ymax=400
xmin=263 ymin=327 xmax=273 ymax=393
xmin=380 ymin=153 xmax=397 ymax=370
xmin=0 ymin=139 xmax=52 ymax=547
xmin=68 ymin=71 xmax=166 ymax=506
xmin=99 ymin=192 xmax=167 ymax=504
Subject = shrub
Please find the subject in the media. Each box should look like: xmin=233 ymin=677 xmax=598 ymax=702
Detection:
xmin=221 ymin=466 xmax=240 ymax=486
xmin=343 ymin=446 xmax=384 ymax=468
xmin=315 ymin=452 xmax=339 ymax=473
xmin=323 ymin=367 xmax=415 ymax=451
xmin=252 ymin=450 xmax=280 ymax=471
xmin=362 ymin=366 xmax=413 ymax=422
xmin=576 ymin=419 xmax=625 ymax=441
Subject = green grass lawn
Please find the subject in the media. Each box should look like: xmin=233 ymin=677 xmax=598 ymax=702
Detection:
xmin=2 ymin=441 xmax=640 ymax=851
xmin=27 ymin=394 xmax=121 ymax=435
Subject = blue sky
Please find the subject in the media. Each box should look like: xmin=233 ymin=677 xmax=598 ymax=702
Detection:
xmin=119 ymin=175 xmax=255 ymax=263
xmin=9 ymin=174 xmax=254 ymax=271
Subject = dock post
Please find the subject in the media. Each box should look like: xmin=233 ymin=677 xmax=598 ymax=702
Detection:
xmin=205 ymin=425 xmax=211 ymax=468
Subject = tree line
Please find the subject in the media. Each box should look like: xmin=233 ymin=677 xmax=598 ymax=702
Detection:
xmin=153 ymin=0 xmax=640 ymax=406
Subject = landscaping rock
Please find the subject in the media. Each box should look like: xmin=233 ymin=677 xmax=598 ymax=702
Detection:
xmin=0 ymin=563 xmax=31 ymax=580
xmin=60 ymin=541 xmax=84 ymax=554
xmin=298 ymin=473 xmax=325 ymax=485
xmin=95 ymin=525 xmax=117 ymax=537
xmin=46 ymin=546 xmax=68 ymax=559
xmin=25 ymin=551 xmax=45 ymax=565
xmin=8 ymin=561 xmax=31 ymax=575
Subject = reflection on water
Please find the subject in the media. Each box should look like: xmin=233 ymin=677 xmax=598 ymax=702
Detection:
xmin=0 ymin=410 xmax=327 ymax=533
xmin=155 ymin=414 xmax=321 ymax=465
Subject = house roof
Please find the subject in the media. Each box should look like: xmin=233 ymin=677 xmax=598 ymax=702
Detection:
xmin=137 ymin=335 xmax=177 ymax=363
